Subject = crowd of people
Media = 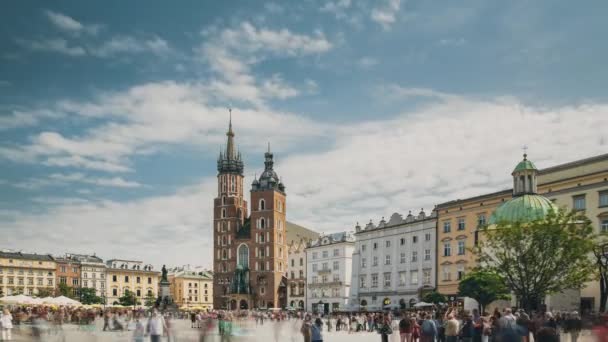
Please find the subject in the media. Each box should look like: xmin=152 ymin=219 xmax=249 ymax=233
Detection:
xmin=1 ymin=304 xmax=608 ymax=341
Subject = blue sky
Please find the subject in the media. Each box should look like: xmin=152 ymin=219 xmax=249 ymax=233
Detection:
xmin=1 ymin=0 xmax=607 ymax=268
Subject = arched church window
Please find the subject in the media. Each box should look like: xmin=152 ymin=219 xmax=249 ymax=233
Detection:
xmin=260 ymin=218 xmax=265 ymax=229
xmin=238 ymin=244 xmax=249 ymax=268
xmin=222 ymin=196 xmax=226 ymax=205
xmin=260 ymin=199 xmax=265 ymax=211
xmin=231 ymin=175 xmax=236 ymax=192
xmin=222 ymin=209 xmax=226 ymax=218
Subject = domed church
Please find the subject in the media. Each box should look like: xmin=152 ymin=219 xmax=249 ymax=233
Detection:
xmin=489 ymin=153 xmax=558 ymax=225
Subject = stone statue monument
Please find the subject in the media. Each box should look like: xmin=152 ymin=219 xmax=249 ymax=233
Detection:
xmin=156 ymin=264 xmax=176 ymax=311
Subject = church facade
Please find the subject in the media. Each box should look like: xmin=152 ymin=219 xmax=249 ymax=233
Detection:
xmin=212 ymin=114 xmax=288 ymax=310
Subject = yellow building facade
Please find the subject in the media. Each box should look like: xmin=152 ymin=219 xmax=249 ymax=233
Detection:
xmin=168 ymin=266 xmax=213 ymax=310
xmin=0 ymin=251 xmax=57 ymax=297
xmin=105 ymin=259 xmax=160 ymax=305
xmin=436 ymin=153 xmax=608 ymax=311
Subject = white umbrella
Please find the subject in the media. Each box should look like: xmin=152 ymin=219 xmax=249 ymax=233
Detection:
xmin=49 ymin=296 xmax=82 ymax=306
xmin=0 ymin=294 xmax=36 ymax=305
xmin=413 ymin=302 xmax=434 ymax=308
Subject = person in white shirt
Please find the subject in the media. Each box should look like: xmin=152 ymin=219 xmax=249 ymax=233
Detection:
xmin=146 ymin=310 xmax=167 ymax=342
xmin=1 ymin=309 xmax=13 ymax=341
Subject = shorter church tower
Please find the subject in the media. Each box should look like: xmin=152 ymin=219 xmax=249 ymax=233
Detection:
xmin=249 ymin=144 xmax=288 ymax=309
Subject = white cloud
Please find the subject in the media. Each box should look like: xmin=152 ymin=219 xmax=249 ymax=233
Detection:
xmin=304 ymin=79 xmax=319 ymax=94
xmin=378 ymin=85 xmax=460 ymax=102
xmin=44 ymin=10 xmax=101 ymax=35
xmin=16 ymin=38 xmax=86 ymax=57
xmin=90 ymin=36 xmax=171 ymax=57
xmin=3 ymin=93 xmax=607 ymax=267
xmin=371 ymin=0 xmax=402 ymax=30
xmin=200 ymin=22 xmax=332 ymax=107
xmin=438 ymin=38 xmax=466 ymax=46
xmin=264 ymin=3 xmax=284 ymax=13
xmin=0 ymin=81 xmax=326 ymax=173
xmin=320 ymin=0 xmax=352 ymax=19
xmin=0 ymin=109 xmax=63 ymax=131
xmin=357 ymin=57 xmax=378 ymax=68
xmin=48 ymin=173 xmax=141 ymax=188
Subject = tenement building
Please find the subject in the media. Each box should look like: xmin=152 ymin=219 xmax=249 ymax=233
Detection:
xmin=55 ymin=254 xmax=81 ymax=297
xmin=436 ymin=152 xmax=608 ymax=312
xmin=168 ymin=265 xmax=213 ymax=310
xmin=0 ymin=251 xmax=56 ymax=296
xmin=69 ymin=254 xmax=107 ymax=298
xmin=212 ymin=114 xmax=289 ymax=310
xmin=305 ymin=232 xmax=355 ymax=314
xmin=286 ymin=222 xmax=319 ymax=310
xmin=105 ymin=259 xmax=159 ymax=305
xmin=350 ymin=210 xmax=436 ymax=311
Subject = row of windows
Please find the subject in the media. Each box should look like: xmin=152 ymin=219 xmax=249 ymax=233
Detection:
xmin=184 ymin=296 xmax=209 ymax=302
xmin=187 ymin=282 xmax=209 ymax=288
xmin=82 ymin=280 xmax=105 ymax=288
xmin=310 ymin=288 xmax=341 ymax=298
xmin=0 ymin=277 xmax=53 ymax=286
xmin=361 ymin=250 xmax=432 ymax=267
xmin=0 ymin=269 xmax=52 ymax=276
xmin=359 ymin=270 xmax=431 ymax=288
xmin=312 ymin=249 xmax=340 ymax=260
xmin=217 ymin=261 xmax=281 ymax=273
xmin=82 ymin=272 xmax=105 ymax=279
xmin=59 ymin=277 xmax=80 ymax=286
xmin=443 ymin=241 xmax=466 ymax=257
xmin=311 ymin=274 xmax=341 ymax=283
xmin=442 ymin=265 xmax=466 ymax=281
xmin=110 ymin=288 xmax=153 ymax=297
xmin=312 ymin=261 xmax=340 ymax=272
xmin=573 ymin=192 xmax=608 ymax=210
xmin=111 ymin=275 xmax=154 ymax=284
xmin=360 ymin=233 xmax=432 ymax=253
xmin=290 ymin=258 xmax=304 ymax=267
xmin=290 ymin=270 xmax=305 ymax=279
xmin=256 ymin=199 xmax=285 ymax=213
xmin=59 ymin=266 xmax=80 ymax=273
xmin=443 ymin=216 xmax=486 ymax=233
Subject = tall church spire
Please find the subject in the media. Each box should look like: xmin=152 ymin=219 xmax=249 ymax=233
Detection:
xmin=226 ymin=108 xmax=236 ymax=160
xmin=217 ymin=108 xmax=244 ymax=175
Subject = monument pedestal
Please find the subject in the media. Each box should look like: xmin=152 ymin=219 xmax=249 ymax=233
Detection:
xmin=156 ymin=265 xmax=178 ymax=312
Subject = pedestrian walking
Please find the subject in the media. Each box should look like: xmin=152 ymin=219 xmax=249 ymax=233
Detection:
xmin=399 ymin=314 xmax=413 ymax=342
xmin=378 ymin=314 xmax=393 ymax=342
xmin=312 ymin=318 xmax=324 ymax=342
xmin=0 ymin=309 xmax=13 ymax=341
xmin=301 ymin=314 xmax=312 ymax=342
xmin=133 ymin=316 xmax=145 ymax=342
xmin=146 ymin=309 xmax=167 ymax=342
xmin=444 ymin=309 xmax=459 ymax=342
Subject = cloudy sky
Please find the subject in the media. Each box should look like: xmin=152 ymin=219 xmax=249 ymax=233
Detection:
xmin=1 ymin=0 xmax=607 ymax=269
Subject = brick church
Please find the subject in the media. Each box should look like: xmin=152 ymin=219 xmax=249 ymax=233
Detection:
xmin=213 ymin=112 xmax=288 ymax=310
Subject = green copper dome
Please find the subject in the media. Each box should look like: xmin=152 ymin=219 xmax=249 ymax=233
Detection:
xmin=512 ymin=154 xmax=538 ymax=173
xmin=489 ymin=194 xmax=558 ymax=225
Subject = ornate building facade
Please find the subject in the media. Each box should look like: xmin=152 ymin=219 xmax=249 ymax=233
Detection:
xmin=350 ymin=210 xmax=437 ymax=311
xmin=213 ymin=114 xmax=288 ymax=310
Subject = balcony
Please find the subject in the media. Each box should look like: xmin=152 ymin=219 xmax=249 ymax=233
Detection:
xmin=317 ymin=268 xmax=331 ymax=274
xmin=308 ymin=281 xmax=343 ymax=288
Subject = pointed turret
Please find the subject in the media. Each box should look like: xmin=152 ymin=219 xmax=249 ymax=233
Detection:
xmin=217 ymin=109 xmax=244 ymax=176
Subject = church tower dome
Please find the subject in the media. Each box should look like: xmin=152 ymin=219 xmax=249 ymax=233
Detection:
xmin=489 ymin=153 xmax=557 ymax=225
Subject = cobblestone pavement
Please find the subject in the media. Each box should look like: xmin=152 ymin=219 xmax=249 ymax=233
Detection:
xmin=6 ymin=318 xmax=601 ymax=341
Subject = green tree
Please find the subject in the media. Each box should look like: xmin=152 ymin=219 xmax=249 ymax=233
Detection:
xmin=80 ymin=287 xmax=102 ymax=304
xmin=118 ymin=290 xmax=140 ymax=307
xmin=593 ymin=238 xmax=608 ymax=312
xmin=57 ymin=283 xmax=74 ymax=298
xmin=36 ymin=288 xmax=54 ymax=298
xmin=458 ymin=269 xmax=511 ymax=313
xmin=144 ymin=293 xmax=156 ymax=307
xmin=475 ymin=209 xmax=596 ymax=311
xmin=423 ymin=290 xmax=447 ymax=304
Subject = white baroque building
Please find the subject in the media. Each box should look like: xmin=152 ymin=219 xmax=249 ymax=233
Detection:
xmin=287 ymin=239 xmax=307 ymax=309
xmin=305 ymin=232 xmax=355 ymax=314
xmin=350 ymin=210 xmax=437 ymax=311
xmin=69 ymin=254 xmax=107 ymax=298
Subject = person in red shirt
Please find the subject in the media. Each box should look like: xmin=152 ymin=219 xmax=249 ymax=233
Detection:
xmin=593 ymin=314 xmax=608 ymax=342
